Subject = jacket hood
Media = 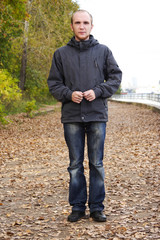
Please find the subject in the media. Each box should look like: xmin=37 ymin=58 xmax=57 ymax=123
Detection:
xmin=67 ymin=35 xmax=99 ymax=50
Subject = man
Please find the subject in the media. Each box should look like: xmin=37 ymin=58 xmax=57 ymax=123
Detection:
xmin=47 ymin=10 xmax=122 ymax=222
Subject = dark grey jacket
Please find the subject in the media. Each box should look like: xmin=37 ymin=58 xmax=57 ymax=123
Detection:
xmin=47 ymin=35 xmax=122 ymax=123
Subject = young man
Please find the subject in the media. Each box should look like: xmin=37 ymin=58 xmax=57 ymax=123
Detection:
xmin=47 ymin=10 xmax=122 ymax=222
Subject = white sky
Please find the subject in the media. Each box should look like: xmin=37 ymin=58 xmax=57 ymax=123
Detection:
xmin=73 ymin=0 xmax=160 ymax=90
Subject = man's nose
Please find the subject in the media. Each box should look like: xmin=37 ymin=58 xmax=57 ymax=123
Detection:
xmin=80 ymin=23 xmax=85 ymax=29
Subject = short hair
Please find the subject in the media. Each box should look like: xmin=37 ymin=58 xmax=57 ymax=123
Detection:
xmin=71 ymin=10 xmax=93 ymax=24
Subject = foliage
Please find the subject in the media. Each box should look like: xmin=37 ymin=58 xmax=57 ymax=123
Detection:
xmin=0 ymin=0 xmax=79 ymax=120
xmin=0 ymin=69 xmax=22 ymax=124
xmin=25 ymin=0 xmax=79 ymax=93
xmin=115 ymin=85 xmax=122 ymax=94
xmin=0 ymin=69 xmax=22 ymax=104
xmin=0 ymin=104 xmax=8 ymax=125
xmin=25 ymin=99 xmax=37 ymax=118
xmin=0 ymin=0 xmax=26 ymax=69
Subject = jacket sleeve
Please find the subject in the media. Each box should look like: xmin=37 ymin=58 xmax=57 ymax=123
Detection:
xmin=47 ymin=50 xmax=73 ymax=102
xmin=93 ymin=48 xmax=122 ymax=98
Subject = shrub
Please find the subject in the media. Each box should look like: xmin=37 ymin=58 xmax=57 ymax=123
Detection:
xmin=0 ymin=69 xmax=22 ymax=124
xmin=0 ymin=103 xmax=9 ymax=125
xmin=25 ymin=99 xmax=37 ymax=118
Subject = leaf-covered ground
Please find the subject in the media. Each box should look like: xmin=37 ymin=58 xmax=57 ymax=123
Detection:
xmin=0 ymin=102 xmax=159 ymax=240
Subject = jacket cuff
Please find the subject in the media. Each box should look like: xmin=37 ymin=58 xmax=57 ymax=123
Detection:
xmin=66 ymin=90 xmax=73 ymax=101
xmin=93 ymin=87 xmax=102 ymax=98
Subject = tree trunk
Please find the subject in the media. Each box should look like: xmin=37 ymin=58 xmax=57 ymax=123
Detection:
xmin=19 ymin=0 xmax=32 ymax=91
xmin=19 ymin=21 xmax=28 ymax=90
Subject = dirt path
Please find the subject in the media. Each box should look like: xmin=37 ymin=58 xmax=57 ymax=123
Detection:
xmin=0 ymin=102 xmax=159 ymax=240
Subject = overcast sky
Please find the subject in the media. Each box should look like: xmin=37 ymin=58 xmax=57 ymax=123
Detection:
xmin=73 ymin=0 xmax=160 ymax=91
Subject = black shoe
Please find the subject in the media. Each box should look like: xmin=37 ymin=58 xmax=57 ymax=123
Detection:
xmin=90 ymin=211 xmax=106 ymax=222
xmin=67 ymin=211 xmax=85 ymax=222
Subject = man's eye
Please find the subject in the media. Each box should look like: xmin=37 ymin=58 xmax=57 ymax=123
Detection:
xmin=74 ymin=22 xmax=89 ymax=25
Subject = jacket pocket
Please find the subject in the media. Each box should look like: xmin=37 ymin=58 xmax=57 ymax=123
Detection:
xmin=102 ymin=98 xmax=108 ymax=108
xmin=88 ymin=98 xmax=107 ymax=117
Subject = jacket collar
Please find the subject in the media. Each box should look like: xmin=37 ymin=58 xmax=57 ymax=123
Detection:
xmin=67 ymin=35 xmax=99 ymax=50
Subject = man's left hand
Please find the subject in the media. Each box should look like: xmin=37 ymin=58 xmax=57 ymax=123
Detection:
xmin=83 ymin=90 xmax=96 ymax=101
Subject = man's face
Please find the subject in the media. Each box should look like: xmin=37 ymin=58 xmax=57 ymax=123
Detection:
xmin=71 ymin=12 xmax=93 ymax=41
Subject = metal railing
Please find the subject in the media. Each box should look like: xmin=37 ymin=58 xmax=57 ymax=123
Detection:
xmin=111 ymin=93 xmax=160 ymax=103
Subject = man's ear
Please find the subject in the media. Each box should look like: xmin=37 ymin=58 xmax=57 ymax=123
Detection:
xmin=70 ymin=24 xmax=73 ymax=31
xmin=91 ymin=24 xmax=94 ymax=31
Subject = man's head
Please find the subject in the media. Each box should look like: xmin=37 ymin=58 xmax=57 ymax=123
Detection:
xmin=71 ymin=10 xmax=93 ymax=41
xmin=71 ymin=10 xmax=93 ymax=25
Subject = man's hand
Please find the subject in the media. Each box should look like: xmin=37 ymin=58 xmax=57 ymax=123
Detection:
xmin=72 ymin=91 xmax=83 ymax=103
xmin=83 ymin=90 xmax=96 ymax=102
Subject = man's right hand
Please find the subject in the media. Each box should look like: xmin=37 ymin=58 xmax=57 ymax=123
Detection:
xmin=72 ymin=91 xmax=83 ymax=103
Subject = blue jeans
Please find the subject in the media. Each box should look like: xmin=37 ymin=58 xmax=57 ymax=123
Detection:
xmin=63 ymin=122 xmax=106 ymax=213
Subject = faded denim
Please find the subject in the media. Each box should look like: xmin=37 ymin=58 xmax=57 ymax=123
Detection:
xmin=63 ymin=122 xmax=106 ymax=213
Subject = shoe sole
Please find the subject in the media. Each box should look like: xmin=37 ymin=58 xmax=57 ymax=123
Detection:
xmin=68 ymin=215 xmax=86 ymax=222
xmin=90 ymin=215 xmax=107 ymax=222
xmin=91 ymin=217 xmax=106 ymax=222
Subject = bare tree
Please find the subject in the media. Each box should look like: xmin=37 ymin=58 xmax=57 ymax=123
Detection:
xmin=19 ymin=0 xmax=32 ymax=90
